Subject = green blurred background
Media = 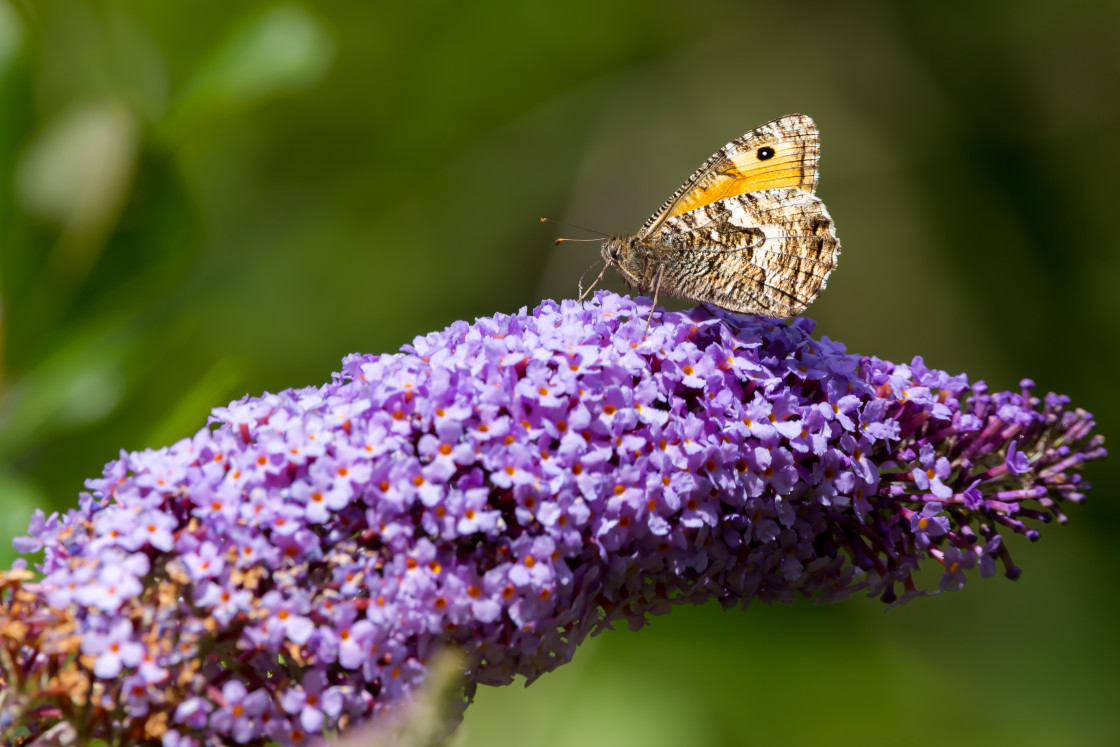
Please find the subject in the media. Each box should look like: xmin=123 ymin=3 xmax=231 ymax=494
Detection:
xmin=1 ymin=1 xmax=1117 ymax=744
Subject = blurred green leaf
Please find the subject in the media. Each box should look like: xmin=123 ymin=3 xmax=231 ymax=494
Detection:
xmin=15 ymin=99 xmax=138 ymax=242
xmin=0 ymin=318 xmax=133 ymax=458
xmin=0 ymin=0 xmax=23 ymax=77
xmin=0 ymin=466 xmax=41 ymax=567
xmin=104 ymin=4 xmax=171 ymax=119
xmin=337 ymin=648 xmax=466 ymax=747
xmin=162 ymin=4 xmax=333 ymax=145
xmin=140 ymin=355 xmax=249 ymax=449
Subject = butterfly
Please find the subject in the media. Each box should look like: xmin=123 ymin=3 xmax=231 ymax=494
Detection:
xmin=549 ymin=114 xmax=840 ymax=322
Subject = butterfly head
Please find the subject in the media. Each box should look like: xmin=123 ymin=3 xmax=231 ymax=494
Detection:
xmin=600 ymin=235 xmax=624 ymax=266
xmin=600 ymin=234 xmax=649 ymax=290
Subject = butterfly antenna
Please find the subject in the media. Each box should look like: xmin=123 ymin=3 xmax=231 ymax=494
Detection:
xmin=539 ymin=216 xmax=610 ymax=238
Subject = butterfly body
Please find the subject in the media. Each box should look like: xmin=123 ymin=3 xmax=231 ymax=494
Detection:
xmin=596 ymin=114 xmax=840 ymax=318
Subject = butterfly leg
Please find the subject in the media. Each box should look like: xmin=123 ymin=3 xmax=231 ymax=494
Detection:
xmin=643 ymin=264 xmax=664 ymax=337
xmin=578 ymin=261 xmax=612 ymax=303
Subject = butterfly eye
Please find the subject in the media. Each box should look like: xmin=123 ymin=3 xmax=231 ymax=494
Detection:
xmin=756 ymin=146 xmax=775 ymax=161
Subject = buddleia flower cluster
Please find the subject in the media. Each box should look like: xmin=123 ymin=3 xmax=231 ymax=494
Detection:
xmin=0 ymin=292 xmax=1105 ymax=746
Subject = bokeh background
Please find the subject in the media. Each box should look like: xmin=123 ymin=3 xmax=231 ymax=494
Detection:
xmin=1 ymin=1 xmax=1117 ymax=744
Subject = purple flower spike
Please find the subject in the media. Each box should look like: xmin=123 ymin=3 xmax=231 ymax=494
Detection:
xmin=0 ymin=292 xmax=1105 ymax=746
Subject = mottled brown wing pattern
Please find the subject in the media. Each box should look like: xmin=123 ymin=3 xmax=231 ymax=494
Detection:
xmin=649 ymin=187 xmax=839 ymax=317
xmin=637 ymin=114 xmax=820 ymax=241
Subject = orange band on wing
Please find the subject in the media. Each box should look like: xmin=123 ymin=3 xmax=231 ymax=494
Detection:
xmin=667 ymin=144 xmax=812 ymax=218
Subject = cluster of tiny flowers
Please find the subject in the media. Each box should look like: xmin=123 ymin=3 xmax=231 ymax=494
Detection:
xmin=1 ymin=292 xmax=1104 ymax=746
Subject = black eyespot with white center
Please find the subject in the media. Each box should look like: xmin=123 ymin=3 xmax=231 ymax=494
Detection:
xmin=757 ymin=146 xmax=775 ymax=161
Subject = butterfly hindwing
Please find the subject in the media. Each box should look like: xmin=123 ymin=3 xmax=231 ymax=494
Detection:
xmin=637 ymin=114 xmax=820 ymax=241
xmin=650 ymin=187 xmax=840 ymax=317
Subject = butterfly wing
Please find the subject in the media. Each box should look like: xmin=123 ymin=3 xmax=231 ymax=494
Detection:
xmin=636 ymin=114 xmax=820 ymax=241
xmin=651 ymin=187 xmax=840 ymax=317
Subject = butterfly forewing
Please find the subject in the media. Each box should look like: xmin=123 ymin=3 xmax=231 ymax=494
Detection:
xmin=650 ymin=187 xmax=839 ymax=317
xmin=637 ymin=114 xmax=820 ymax=241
